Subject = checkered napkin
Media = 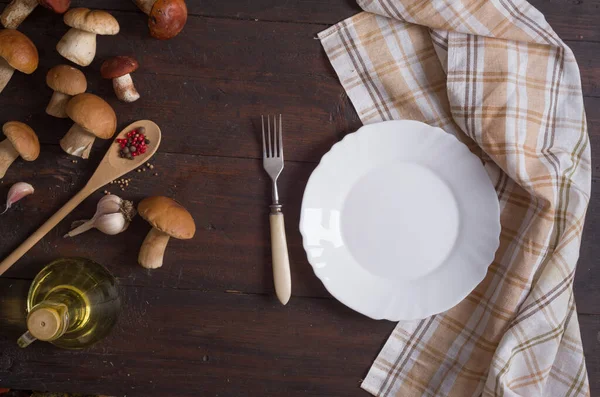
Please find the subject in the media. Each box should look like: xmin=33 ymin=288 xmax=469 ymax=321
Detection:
xmin=318 ymin=0 xmax=591 ymax=395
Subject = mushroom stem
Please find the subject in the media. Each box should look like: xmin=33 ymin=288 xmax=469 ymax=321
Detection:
xmin=0 ymin=57 xmax=15 ymax=94
xmin=133 ymin=0 xmax=156 ymax=15
xmin=138 ymin=228 xmax=171 ymax=269
xmin=113 ymin=74 xmax=140 ymax=103
xmin=46 ymin=91 xmax=72 ymax=118
xmin=56 ymin=28 xmax=97 ymax=67
xmin=0 ymin=0 xmax=38 ymax=29
xmin=0 ymin=139 xmax=19 ymax=178
xmin=59 ymin=123 xmax=96 ymax=159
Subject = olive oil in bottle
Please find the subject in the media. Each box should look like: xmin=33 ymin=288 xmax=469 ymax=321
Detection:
xmin=18 ymin=257 xmax=120 ymax=349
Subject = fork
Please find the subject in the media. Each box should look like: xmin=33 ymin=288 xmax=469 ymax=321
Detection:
xmin=262 ymin=114 xmax=291 ymax=305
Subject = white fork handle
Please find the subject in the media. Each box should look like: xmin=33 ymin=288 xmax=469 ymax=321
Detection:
xmin=270 ymin=212 xmax=291 ymax=305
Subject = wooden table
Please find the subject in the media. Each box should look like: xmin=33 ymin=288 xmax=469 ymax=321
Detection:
xmin=0 ymin=1 xmax=597 ymax=396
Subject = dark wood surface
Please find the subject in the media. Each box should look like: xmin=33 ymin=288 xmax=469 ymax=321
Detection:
xmin=0 ymin=1 xmax=598 ymax=396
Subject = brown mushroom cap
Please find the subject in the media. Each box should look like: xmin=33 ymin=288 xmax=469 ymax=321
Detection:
xmin=148 ymin=0 xmax=188 ymax=40
xmin=63 ymin=8 xmax=120 ymax=35
xmin=101 ymin=56 xmax=139 ymax=79
xmin=2 ymin=121 xmax=40 ymax=161
xmin=39 ymin=0 xmax=71 ymax=14
xmin=46 ymin=65 xmax=87 ymax=95
xmin=66 ymin=93 xmax=117 ymax=139
xmin=138 ymin=196 xmax=196 ymax=239
xmin=0 ymin=30 xmax=39 ymax=74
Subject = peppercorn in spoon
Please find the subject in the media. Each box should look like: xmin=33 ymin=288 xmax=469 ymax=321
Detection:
xmin=0 ymin=120 xmax=161 ymax=275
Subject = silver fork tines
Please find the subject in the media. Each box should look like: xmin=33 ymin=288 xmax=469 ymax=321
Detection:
xmin=262 ymin=114 xmax=284 ymax=206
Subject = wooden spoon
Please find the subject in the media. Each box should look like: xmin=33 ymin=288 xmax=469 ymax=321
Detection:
xmin=0 ymin=120 xmax=161 ymax=275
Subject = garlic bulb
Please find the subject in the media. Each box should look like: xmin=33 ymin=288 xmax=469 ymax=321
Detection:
xmin=2 ymin=182 xmax=34 ymax=215
xmin=65 ymin=194 xmax=136 ymax=237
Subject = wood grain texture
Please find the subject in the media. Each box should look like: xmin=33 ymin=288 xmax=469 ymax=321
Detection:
xmin=0 ymin=146 xmax=328 ymax=298
xmin=0 ymin=121 xmax=162 ymax=276
xmin=580 ymin=315 xmax=600 ymax=395
xmin=0 ymin=9 xmax=362 ymax=162
xmin=1 ymin=0 xmax=597 ymax=42
xmin=0 ymin=0 xmax=598 ymax=396
xmin=0 ymin=144 xmax=598 ymax=311
xmin=0 ymin=6 xmax=595 ymax=165
xmin=0 ymin=278 xmax=394 ymax=397
xmin=0 ymin=279 xmax=597 ymax=396
xmin=1 ymin=0 xmax=361 ymax=25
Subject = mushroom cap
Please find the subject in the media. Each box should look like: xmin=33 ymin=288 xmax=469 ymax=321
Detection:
xmin=0 ymin=30 xmax=39 ymax=74
xmin=39 ymin=0 xmax=71 ymax=14
xmin=46 ymin=64 xmax=87 ymax=95
xmin=63 ymin=8 xmax=120 ymax=35
xmin=101 ymin=56 xmax=139 ymax=79
xmin=2 ymin=121 xmax=40 ymax=161
xmin=148 ymin=0 xmax=188 ymax=40
xmin=66 ymin=93 xmax=117 ymax=139
xmin=138 ymin=196 xmax=196 ymax=239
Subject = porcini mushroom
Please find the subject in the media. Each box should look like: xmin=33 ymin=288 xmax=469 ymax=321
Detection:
xmin=60 ymin=93 xmax=116 ymax=159
xmin=137 ymin=196 xmax=196 ymax=269
xmin=46 ymin=65 xmax=87 ymax=118
xmin=101 ymin=56 xmax=140 ymax=103
xmin=56 ymin=8 xmax=119 ymax=67
xmin=132 ymin=0 xmax=187 ymax=40
xmin=0 ymin=121 xmax=39 ymax=179
xmin=1 ymin=0 xmax=70 ymax=30
xmin=0 ymin=29 xmax=38 ymax=94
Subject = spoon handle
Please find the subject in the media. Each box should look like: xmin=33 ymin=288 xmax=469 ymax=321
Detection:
xmin=0 ymin=186 xmax=93 ymax=275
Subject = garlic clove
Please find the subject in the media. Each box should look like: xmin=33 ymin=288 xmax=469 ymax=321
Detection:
xmin=99 ymin=194 xmax=122 ymax=205
xmin=65 ymin=194 xmax=135 ymax=237
xmin=94 ymin=212 xmax=129 ymax=235
xmin=96 ymin=194 xmax=123 ymax=215
xmin=2 ymin=182 xmax=34 ymax=215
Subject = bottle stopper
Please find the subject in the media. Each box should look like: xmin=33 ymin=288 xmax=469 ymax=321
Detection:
xmin=26 ymin=307 xmax=63 ymax=341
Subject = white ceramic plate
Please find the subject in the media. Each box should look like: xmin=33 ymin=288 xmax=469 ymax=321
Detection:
xmin=300 ymin=120 xmax=500 ymax=321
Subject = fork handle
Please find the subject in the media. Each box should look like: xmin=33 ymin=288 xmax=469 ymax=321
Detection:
xmin=270 ymin=209 xmax=291 ymax=305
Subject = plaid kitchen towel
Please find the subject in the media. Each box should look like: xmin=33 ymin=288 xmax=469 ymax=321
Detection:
xmin=318 ymin=0 xmax=591 ymax=396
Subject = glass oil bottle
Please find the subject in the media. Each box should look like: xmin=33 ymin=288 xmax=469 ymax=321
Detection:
xmin=18 ymin=257 xmax=120 ymax=349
